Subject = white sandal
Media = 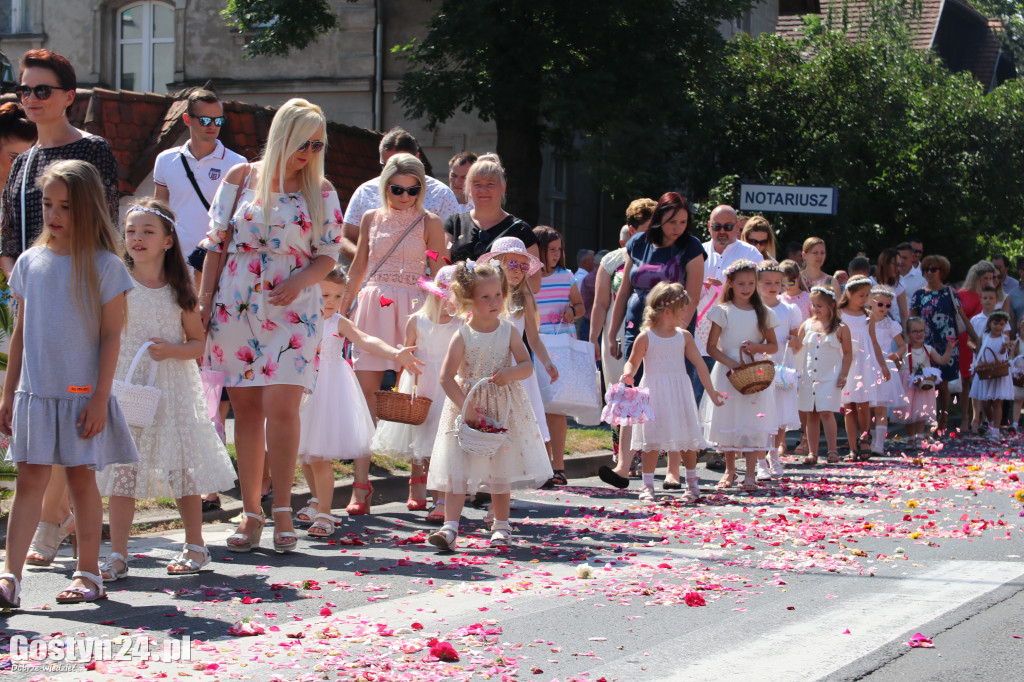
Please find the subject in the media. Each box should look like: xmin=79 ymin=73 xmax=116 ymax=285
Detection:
xmin=100 ymin=552 xmax=129 ymax=582
xmin=56 ymin=570 xmax=106 ymax=604
xmin=489 ymin=522 xmax=512 ymax=547
xmin=295 ymin=498 xmax=318 ymax=525
xmin=0 ymin=573 xmax=21 ymax=609
xmin=226 ymin=512 xmax=265 ymax=553
xmin=638 ymin=486 xmax=656 ymax=504
xmin=271 ymin=507 xmax=298 ymax=553
xmin=428 ymin=527 xmax=457 ymax=551
xmin=307 ymin=513 xmax=336 ymax=539
xmin=167 ymin=543 xmax=211 ymax=575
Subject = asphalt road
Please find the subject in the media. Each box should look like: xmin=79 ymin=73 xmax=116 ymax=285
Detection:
xmin=1 ymin=436 xmax=1022 ymax=681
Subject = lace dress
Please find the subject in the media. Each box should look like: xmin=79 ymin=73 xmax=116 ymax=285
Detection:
xmin=969 ymin=334 xmax=1014 ymax=401
xmin=427 ymin=320 xmax=551 ymax=494
xmin=631 ymin=329 xmax=708 ymax=452
xmin=352 ymin=207 xmax=428 ymax=372
xmin=299 ymin=313 xmax=376 ymax=463
xmin=372 ymin=315 xmax=461 ymax=462
xmin=97 ymin=281 xmax=236 ymax=498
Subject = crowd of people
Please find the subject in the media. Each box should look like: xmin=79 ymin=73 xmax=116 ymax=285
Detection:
xmin=0 ymin=47 xmax=1017 ymax=610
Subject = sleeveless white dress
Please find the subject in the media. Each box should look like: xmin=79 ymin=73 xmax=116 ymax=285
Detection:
xmin=631 ymin=329 xmax=708 ymax=452
xmin=372 ymin=315 xmax=461 ymax=462
xmin=298 ymin=313 xmax=376 ymax=463
xmin=870 ymin=316 xmax=908 ymax=409
xmin=840 ymin=312 xmax=881 ymax=404
xmin=427 ymin=320 xmax=551 ymax=495
xmin=512 ymin=313 xmax=551 ymax=442
xmin=97 ymin=280 xmax=236 ymax=498
xmin=797 ymin=329 xmax=844 ymax=413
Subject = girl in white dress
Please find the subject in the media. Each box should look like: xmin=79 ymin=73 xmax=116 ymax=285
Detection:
xmin=1010 ymin=318 xmax=1024 ymax=430
xmin=372 ymin=265 xmax=461 ymax=522
xmin=867 ymin=286 xmax=908 ymax=455
xmin=296 ymin=267 xmax=423 ymax=537
xmin=622 ymin=282 xmax=721 ymax=504
xmin=700 ymin=259 xmax=779 ymax=492
xmin=757 ymin=261 xmax=801 ymax=479
xmin=426 ymin=262 xmax=551 ymax=551
xmin=969 ymin=310 xmax=1014 ymax=430
xmin=895 ymin=317 xmax=955 ymax=446
xmin=779 ymin=258 xmax=812 ymax=458
xmin=98 ymin=199 xmax=236 ymax=580
xmin=479 ymin=236 xmax=558 ymax=442
xmin=839 ymin=276 xmax=889 ymax=461
xmin=793 ymin=287 xmax=852 ymax=465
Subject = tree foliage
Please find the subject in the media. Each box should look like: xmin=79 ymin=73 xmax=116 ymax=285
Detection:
xmin=221 ymin=0 xmax=344 ymax=58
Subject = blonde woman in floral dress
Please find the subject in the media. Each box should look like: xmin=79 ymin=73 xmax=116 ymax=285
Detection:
xmin=199 ymin=98 xmax=342 ymax=555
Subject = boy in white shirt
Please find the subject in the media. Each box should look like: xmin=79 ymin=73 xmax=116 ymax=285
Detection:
xmin=971 ymin=286 xmax=1000 ymax=338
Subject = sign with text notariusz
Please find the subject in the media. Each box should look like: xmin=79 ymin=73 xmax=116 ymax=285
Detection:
xmin=739 ymin=184 xmax=838 ymax=215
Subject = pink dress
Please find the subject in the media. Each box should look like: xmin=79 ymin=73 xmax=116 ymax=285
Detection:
xmin=352 ymin=207 xmax=427 ymax=372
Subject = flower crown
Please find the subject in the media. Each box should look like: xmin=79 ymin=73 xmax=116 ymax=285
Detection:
xmin=723 ymin=259 xmax=757 ymax=278
xmin=654 ymin=293 xmax=687 ymax=309
xmin=811 ymin=285 xmax=836 ymax=299
xmin=845 ymin=275 xmax=873 ymax=288
xmin=757 ymin=263 xmax=783 ymax=273
xmin=870 ymin=286 xmax=895 ymax=297
xmin=127 ymin=205 xmax=175 ymax=230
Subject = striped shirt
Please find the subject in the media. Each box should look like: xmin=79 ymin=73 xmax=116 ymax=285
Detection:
xmin=537 ymin=267 xmax=577 ymax=336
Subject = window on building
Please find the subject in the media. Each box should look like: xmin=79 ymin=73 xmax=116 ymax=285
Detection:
xmin=1 ymin=0 xmax=26 ymax=34
xmin=118 ymin=1 xmax=174 ymax=92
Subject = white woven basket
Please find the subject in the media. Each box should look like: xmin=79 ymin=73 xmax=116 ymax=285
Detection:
xmin=455 ymin=379 xmax=511 ymax=458
xmin=111 ymin=342 xmax=162 ymax=428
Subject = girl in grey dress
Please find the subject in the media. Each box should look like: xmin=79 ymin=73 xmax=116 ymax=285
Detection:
xmin=0 ymin=160 xmax=138 ymax=608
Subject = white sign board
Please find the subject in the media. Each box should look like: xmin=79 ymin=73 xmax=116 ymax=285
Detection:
xmin=740 ymin=184 xmax=838 ymax=215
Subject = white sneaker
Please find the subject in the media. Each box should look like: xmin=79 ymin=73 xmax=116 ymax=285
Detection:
xmin=755 ymin=460 xmax=772 ymax=481
xmin=768 ymin=451 xmax=784 ymax=477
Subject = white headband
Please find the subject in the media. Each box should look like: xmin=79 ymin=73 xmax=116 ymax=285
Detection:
xmin=127 ymin=206 xmax=175 ymax=230
xmin=811 ymin=285 xmax=836 ymax=299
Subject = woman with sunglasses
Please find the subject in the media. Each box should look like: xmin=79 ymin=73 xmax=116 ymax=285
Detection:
xmin=198 ymin=98 xmax=343 ymax=553
xmin=909 ymin=255 xmax=979 ymax=436
xmin=740 ymin=216 xmax=777 ymax=260
xmin=0 ymin=49 xmax=117 ymax=570
xmin=342 ymin=152 xmax=447 ymax=511
xmin=446 ymin=153 xmax=541 ymax=292
xmin=0 ymin=49 xmax=118 ymax=277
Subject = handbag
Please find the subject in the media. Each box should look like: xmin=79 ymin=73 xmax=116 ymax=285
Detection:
xmin=773 ymin=345 xmax=799 ymax=390
xmin=111 ymin=342 xmax=162 ymax=428
xmin=947 ymin=287 xmax=968 ymax=335
xmin=199 ymin=366 xmax=227 ymax=441
xmin=344 ymin=212 xmax=427 ymax=316
xmin=600 ymin=382 xmax=654 ymax=426
xmin=534 ymin=334 xmax=602 ymax=424
xmin=202 ymin=164 xmax=251 ymax=331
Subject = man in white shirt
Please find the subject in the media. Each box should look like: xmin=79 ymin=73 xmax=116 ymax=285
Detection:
xmin=154 ymin=90 xmax=246 ymax=258
xmin=897 ymin=241 xmax=926 ymax=301
xmin=340 ymin=127 xmax=460 ymax=262
xmin=448 ymin=150 xmax=476 ymax=211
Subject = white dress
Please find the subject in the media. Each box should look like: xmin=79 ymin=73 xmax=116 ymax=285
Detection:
xmin=631 ymin=329 xmax=708 ymax=452
xmin=372 ymin=315 xmax=461 ymax=462
xmin=840 ymin=312 xmax=882 ymax=404
xmin=798 ymin=329 xmax=844 ymax=413
xmin=427 ymin=320 xmax=552 ymax=495
xmin=513 ymin=313 xmax=552 ymax=442
xmin=870 ymin=316 xmax=908 ymax=409
xmin=768 ymin=301 xmax=801 ymax=430
xmin=97 ymin=281 xmax=236 ymax=498
xmin=298 ymin=313 xmax=376 ymax=463
xmin=970 ymin=334 xmax=1014 ymax=401
xmin=699 ymin=304 xmax=779 ymax=452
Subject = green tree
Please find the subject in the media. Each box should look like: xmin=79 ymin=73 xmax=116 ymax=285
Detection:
xmin=222 ymin=0 xmax=753 ymax=223
xmin=221 ymin=0 xmax=344 ymax=58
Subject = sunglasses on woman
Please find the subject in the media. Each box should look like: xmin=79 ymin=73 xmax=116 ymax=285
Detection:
xmin=746 ymin=238 xmax=769 ymax=247
xmin=389 ymin=184 xmax=422 ymax=197
xmin=923 ymin=266 xmax=941 ymax=273
xmin=15 ymin=84 xmax=69 ymax=101
xmin=297 ymin=140 xmax=325 ymax=153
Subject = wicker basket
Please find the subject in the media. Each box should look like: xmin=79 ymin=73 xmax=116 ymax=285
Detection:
xmin=974 ymin=346 xmax=1009 ymax=380
xmin=375 ymin=390 xmax=432 ymax=425
xmin=111 ymin=342 xmax=162 ymax=428
xmin=455 ymin=379 xmax=511 ymax=458
xmin=726 ymin=349 xmax=775 ymax=395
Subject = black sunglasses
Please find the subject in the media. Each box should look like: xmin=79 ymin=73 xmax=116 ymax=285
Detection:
xmin=710 ymin=222 xmax=735 ymax=232
xmin=15 ymin=84 xmax=69 ymax=101
xmin=747 ymin=237 xmax=769 ymax=246
xmin=297 ymin=140 xmax=325 ymax=153
xmin=923 ymin=266 xmax=941 ymax=273
xmin=193 ymin=115 xmax=225 ymax=127
xmin=389 ymin=183 xmax=421 ymax=197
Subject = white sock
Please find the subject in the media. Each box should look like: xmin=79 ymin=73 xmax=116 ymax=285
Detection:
xmin=642 ymin=473 xmax=655 ymax=488
xmin=441 ymin=521 xmax=459 ymax=534
xmin=685 ymin=468 xmax=699 ymax=493
xmin=492 ymin=519 xmax=511 ymax=531
xmin=875 ymin=425 xmax=886 ymax=447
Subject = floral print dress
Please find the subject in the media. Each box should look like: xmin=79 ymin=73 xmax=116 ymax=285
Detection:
xmin=201 ymin=179 xmax=343 ymax=389
xmin=910 ymin=287 xmax=960 ymax=382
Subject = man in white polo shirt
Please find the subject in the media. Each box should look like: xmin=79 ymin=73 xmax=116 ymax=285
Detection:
xmin=340 ymin=127 xmax=460 ymax=262
xmin=154 ymin=89 xmax=246 ymax=258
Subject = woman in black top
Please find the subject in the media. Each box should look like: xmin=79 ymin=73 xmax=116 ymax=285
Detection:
xmin=0 ymin=49 xmax=118 ymax=277
xmin=444 ymin=153 xmax=541 ymax=292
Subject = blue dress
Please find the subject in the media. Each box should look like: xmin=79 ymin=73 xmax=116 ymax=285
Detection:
xmin=910 ymin=287 xmax=960 ymax=382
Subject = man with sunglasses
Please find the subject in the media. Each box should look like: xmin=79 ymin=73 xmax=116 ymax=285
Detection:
xmin=340 ymin=127 xmax=459 ymax=263
xmin=154 ymin=89 xmax=245 ymax=258
xmin=897 ymin=241 xmax=926 ymax=301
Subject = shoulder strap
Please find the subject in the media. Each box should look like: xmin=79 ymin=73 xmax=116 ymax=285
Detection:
xmin=481 ymin=218 xmax=523 ymax=252
xmin=179 ymin=150 xmax=211 ymax=211
xmin=20 ymin=145 xmax=37 ymax=253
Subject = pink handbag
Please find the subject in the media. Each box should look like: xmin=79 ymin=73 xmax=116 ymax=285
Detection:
xmin=600 ymin=382 xmax=654 ymax=426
